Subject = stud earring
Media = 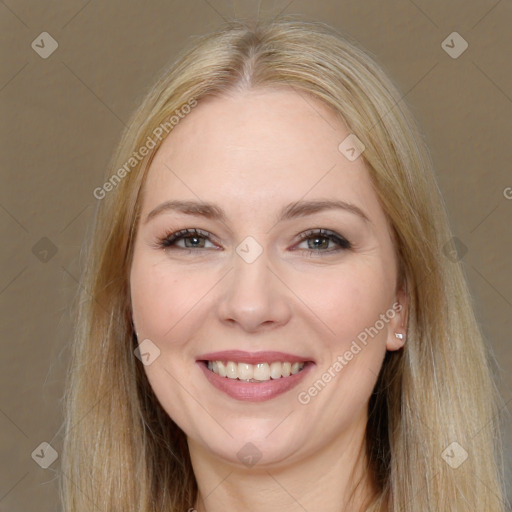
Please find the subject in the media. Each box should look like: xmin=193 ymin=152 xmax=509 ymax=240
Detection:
xmin=395 ymin=332 xmax=405 ymax=340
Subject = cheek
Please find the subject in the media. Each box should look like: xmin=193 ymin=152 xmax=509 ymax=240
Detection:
xmin=291 ymin=260 xmax=394 ymax=351
xmin=292 ymin=263 xmax=393 ymax=422
xmin=130 ymin=256 xmax=212 ymax=342
xmin=129 ymin=254 xmax=214 ymax=432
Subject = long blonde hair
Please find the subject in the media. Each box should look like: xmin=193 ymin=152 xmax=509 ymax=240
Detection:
xmin=61 ymin=17 xmax=507 ymax=511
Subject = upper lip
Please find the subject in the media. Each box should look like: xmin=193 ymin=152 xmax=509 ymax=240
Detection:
xmin=197 ymin=350 xmax=313 ymax=364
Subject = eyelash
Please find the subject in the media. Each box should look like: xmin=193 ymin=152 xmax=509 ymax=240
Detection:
xmin=155 ymin=228 xmax=351 ymax=256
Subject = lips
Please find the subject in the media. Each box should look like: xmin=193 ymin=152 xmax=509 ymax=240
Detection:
xmin=196 ymin=350 xmax=314 ymax=402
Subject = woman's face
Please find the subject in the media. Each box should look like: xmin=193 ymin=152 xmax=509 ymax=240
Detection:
xmin=130 ymin=88 xmax=406 ymax=468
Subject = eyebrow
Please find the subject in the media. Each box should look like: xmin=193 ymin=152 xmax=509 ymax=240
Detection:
xmin=144 ymin=199 xmax=370 ymax=225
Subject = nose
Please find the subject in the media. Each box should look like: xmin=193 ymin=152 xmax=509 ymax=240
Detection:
xmin=216 ymin=245 xmax=293 ymax=333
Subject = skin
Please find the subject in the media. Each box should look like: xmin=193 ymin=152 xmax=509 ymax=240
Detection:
xmin=130 ymin=87 xmax=407 ymax=511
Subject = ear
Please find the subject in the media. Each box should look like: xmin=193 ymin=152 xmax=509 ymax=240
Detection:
xmin=385 ymin=285 xmax=408 ymax=351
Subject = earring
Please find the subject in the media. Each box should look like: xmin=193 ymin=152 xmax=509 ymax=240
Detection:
xmin=395 ymin=332 xmax=405 ymax=341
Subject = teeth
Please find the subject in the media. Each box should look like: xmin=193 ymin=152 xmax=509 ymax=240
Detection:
xmin=253 ymin=363 xmax=269 ymax=381
xmin=207 ymin=360 xmax=305 ymax=381
xmin=217 ymin=361 xmax=227 ymax=377
xmin=270 ymin=361 xmax=282 ymax=379
xmin=291 ymin=362 xmax=301 ymax=374
xmin=238 ymin=362 xmax=253 ymax=380
xmin=226 ymin=361 xmax=237 ymax=379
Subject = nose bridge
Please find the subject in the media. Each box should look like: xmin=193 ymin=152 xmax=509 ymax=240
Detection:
xmin=233 ymin=239 xmax=271 ymax=291
xmin=216 ymin=236 xmax=291 ymax=331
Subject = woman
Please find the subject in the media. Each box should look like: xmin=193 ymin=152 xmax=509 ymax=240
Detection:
xmin=61 ymin=17 xmax=507 ymax=511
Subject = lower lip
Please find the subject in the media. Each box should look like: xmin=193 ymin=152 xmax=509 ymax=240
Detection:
xmin=197 ymin=361 xmax=314 ymax=402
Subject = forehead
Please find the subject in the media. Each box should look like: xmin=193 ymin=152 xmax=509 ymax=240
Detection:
xmin=142 ymin=88 xmax=376 ymax=219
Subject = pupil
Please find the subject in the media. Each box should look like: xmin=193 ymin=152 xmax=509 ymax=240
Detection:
xmin=310 ymin=237 xmax=328 ymax=249
xmin=185 ymin=236 xmax=203 ymax=248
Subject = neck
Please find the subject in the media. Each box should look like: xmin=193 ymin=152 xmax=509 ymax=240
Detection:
xmin=189 ymin=417 xmax=377 ymax=512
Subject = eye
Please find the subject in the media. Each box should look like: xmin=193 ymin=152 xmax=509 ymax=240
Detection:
xmin=294 ymin=229 xmax=351 ymax=255
xmin=154 ymin=227 xmax=351 ymax=256
xmin=157 ymin=228 xmax=219 ymax=251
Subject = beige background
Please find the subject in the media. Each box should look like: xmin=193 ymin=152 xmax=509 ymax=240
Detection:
xmin=1 ymin=1 xmax=511 ymax=510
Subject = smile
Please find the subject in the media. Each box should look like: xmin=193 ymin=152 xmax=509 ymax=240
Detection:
xmin=207 ymin=360 xmax=305 ymax=381
xmin=197 ymin=351 xmax=314 ymax=402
